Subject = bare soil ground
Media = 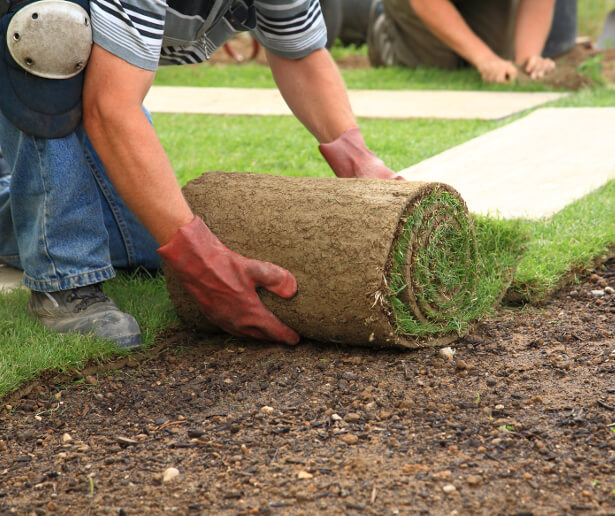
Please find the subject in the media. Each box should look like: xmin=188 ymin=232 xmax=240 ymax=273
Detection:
xmin=1 ymin=259 xmax=614 ymax=515
xmin=2 ymin=40 xmax=615 ymax=516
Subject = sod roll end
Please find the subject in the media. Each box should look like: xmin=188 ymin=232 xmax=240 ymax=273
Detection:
xmin=163 ymin=172 xmax=479 ymax=348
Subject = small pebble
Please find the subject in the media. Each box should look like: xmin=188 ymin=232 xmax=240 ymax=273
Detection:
xmin=297 ymin=470 xmax=313 ymax=479
xmin=439 ymin=347 xmax=455 ymax=361
xmin=260 ymin=406 xmax=274 ymax=414
xmin=345 ymin=413 xmax=361 ymax=423
xmin=162 ymin=467 xmax=180 ymax=482
xmin=341 ymin=434 xmax=359 ymax=445
xmin=62 ymin=433 xmax=72 ymax=443
xmin=455 ymin=359 xmax=468 ymax=370
xmin=591 ymin=289 xmax=605 ymax=297
xmin=442 ymin=484 xmax=456 ymax=494
xmin=605 ymin=286 xmax=615 ymax=295
xmin=466 ymin=475 xmax=482 ymax=486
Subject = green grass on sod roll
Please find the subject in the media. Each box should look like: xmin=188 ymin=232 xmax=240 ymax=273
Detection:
xmin=389 ymin=190 xmax=528 ymax=338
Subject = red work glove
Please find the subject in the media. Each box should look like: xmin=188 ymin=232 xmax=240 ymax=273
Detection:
xmin=158 ymin=216 xmax=300 ymax=344
xmin=319 ymin=128 xmax=405 ymax=180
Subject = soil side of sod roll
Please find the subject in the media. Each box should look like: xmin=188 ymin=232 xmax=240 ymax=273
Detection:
xmin=163 ymin=172 xmax=478 ymax=348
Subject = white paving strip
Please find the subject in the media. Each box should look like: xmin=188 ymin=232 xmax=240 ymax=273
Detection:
xmin=400 ymin=108 xmax=615 ymax=219
xmin=144 ymin=87 xmax=566 ymax=120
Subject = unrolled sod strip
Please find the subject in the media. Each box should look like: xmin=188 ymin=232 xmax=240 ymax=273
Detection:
xmin=163 ymin=172 xmax=479 ymax=349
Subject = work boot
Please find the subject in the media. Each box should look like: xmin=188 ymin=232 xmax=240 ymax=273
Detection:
xmin=28 ymin=283 xmax=142 ymax=349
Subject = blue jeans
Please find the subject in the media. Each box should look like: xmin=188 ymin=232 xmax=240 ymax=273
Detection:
xmin=0 ymin=110 xmax=161 ymax=292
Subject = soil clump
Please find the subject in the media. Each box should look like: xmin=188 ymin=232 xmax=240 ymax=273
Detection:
xmin=1 ymin=259 xmax=614 ymax=515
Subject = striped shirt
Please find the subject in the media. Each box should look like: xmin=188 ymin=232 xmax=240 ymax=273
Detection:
xmin=90 ymin=0 xmax=327 ymax=70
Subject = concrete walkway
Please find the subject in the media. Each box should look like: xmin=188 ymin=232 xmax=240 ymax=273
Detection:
xmin=400 ymin=107 xmax=615 ymax=219
xmin=144 ymin=87 xmax=566 ymax=120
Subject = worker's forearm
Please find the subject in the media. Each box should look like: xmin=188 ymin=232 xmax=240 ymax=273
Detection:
xmin=514 ymin=0 xmax=556 ymax=65
xmin=409 ymin=0 xmax=496 ymax=67
xmin=267 ymin=48 xmax=356 ymax=143
xmin=83 ymin=45 xmax=193 ymax=245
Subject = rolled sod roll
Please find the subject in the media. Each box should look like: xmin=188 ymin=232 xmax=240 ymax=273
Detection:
xmin=163 ymin=172 xmax=478 ymax=349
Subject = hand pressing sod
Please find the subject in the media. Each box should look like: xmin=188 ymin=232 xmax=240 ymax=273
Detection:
xmin=475 ymin=53 xmax=518 ymax=84
xmin=159 ymin=217 xmax=300 ymax=344
xmin=521 ymin=55 xmax=555 ymax=80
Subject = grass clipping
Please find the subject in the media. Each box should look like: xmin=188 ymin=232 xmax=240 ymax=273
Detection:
xmin=164 ymin=172 xmax=492 ymax=349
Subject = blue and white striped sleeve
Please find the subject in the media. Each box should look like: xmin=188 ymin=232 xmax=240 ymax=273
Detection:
xmin=252 ymin=0 xmax=327 ymax=59
xmin=90 ymin=0 xmax=167 ymax=71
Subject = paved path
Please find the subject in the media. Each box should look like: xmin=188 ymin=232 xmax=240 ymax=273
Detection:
xmin=145 ymin=87 xmax=566 ymax=120
xmin=400 ymin=108 xmax=615 ymax=219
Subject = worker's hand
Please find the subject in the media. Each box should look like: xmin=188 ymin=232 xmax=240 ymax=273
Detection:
xmin=475 ymin=54 xmax=518 ymax=83
xmin=319 ymin=128 xmax=405 ymax=180
xmin=521 ymin=55 xmax=555 ymax=80
xmin=158 ymin=217 xmax=300 ymax=345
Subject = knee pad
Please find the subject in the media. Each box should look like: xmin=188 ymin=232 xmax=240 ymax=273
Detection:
xmin=0 ymin=0 xmax=92 ymax=139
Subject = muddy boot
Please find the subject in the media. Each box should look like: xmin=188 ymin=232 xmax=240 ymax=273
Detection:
xmin=28 ymin=283 xmax=142 ymax=349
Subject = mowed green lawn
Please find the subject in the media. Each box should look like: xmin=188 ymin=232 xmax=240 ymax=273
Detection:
xmin=1 ymin=44 xmax=614 ymax=399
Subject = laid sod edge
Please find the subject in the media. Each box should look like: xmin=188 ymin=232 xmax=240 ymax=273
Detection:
xmin=0 ymin=273 xmax=176 ymax=399
xmin=508 ymin=179 xmax=615 ymax=304
xmin=388 ymin=189 xmax=527 ymax=339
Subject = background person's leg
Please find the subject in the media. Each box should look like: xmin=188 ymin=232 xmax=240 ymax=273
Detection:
xmin=369 ymin=0 xmax=460 ymax=68
xmin=542 ymin=0 xmax=577 ymax=58
xmin=459 ymin=0 xmax=518 ymax=62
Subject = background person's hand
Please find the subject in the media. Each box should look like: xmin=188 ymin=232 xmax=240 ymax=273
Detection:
xmin=475 ymin=54 xmax=518 ymax=83
xmin=522 ymin=55 xmax=555 ymax=79
xmin=159 ymin=217 xmax=300 ymax=344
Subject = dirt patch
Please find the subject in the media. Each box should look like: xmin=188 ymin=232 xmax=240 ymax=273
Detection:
xmin=525 ymin=42 xmax=615 ymax=91
xmin=1 ymin=259 xmax=614 ymax=515
xmin=166 ymin=173 xmax=477 ymax=348
xmin=210 ymin=37 xmax=615 ymax=89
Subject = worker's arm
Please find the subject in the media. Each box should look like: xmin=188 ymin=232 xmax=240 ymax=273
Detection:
xmin=266 ymin=48 xmax=402 ymax=179
xmin=266 ymin=48 xmax=355 ymax=144
xmin=409 ymin=0 xmax=517 ymax=83
xmin=514 ymin=0 xmax=556 ymax=78
xmin=82 ymin=44 xmax=192 ymax=245
xmin=82 ymin=44 xmax=299 ymax=344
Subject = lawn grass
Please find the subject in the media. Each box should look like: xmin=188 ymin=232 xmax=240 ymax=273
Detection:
xmin=153 ymin=61 xmax=559 ymax=91
xmin=578 ymin=0 xmax=615 ymax=39
xmin=1 ymin=51 xmax=614 ymax=399
xmin=0 ymin=273 xmax=175 ymax=398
